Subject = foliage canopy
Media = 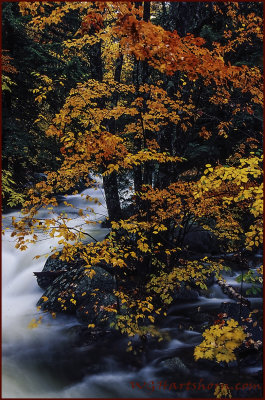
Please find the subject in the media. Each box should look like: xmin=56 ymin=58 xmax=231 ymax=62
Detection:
xmin=4 ymin=1 xmax=263 ymax=364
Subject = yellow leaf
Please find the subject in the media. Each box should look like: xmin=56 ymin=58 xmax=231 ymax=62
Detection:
xmin=148 ymin=315 xmax=155 ymax=323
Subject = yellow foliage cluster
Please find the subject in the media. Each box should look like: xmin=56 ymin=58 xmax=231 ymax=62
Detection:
xmin=147 ymin=258 xmax=225 ymax=304
xmin=2 ymin=170 xmax=26 ymax=207
xmin=30 ymin=72 xmax=54 ymax=104
xmin=111 ymin=291 xmax=166 ymax=339
xmin=194 ymin=319 xmax=246 ymax=363
xmin=194 ymin=155 xmax=263 ymax=250
xmin=214 ymin=383 xmax=232 ymax=399
xmin=222 ymin=3 xmax=263 ymax=52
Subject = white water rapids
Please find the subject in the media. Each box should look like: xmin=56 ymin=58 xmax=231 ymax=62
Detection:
xmin=2 ymin=221 xmax=166 ymax=398
xmin=2 ymin=180 xmax=262 ymax=398
xmin=2 ymin=181 xmax=165 ymax=398
xmin=2 ymin=181 xmax=117 ymax=398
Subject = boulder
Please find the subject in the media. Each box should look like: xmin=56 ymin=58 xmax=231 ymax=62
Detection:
xmin=33 ymin=271 xmax=67 ymax=290
xmin=36 ymin=254 xmax=117 ymax=329
xmin=159 ymin=356 xmax=190 ymax=375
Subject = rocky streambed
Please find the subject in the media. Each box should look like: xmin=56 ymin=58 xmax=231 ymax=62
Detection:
xmin=31 ymin=250 xmax=263 ymax=399
xmin=2 ymin=179 xmax=263 ymax=398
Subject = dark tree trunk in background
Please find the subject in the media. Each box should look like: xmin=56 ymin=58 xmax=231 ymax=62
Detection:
xmin=132 ymin=1 xmax=152 ymax=191
xmin=104 ymin=52 xmax=124 ymax=222
xmin=103 ymin=174 xmax=122 ymax=222
xmin=109 ymin=53 xmax=123 ymax=134
xmin=89 ymin=40 xmax=122 ymax=222
xmin=143 ymin=2 xmax=150 ymax=22
xmin=132 ymin=59 xmax=143 ymax=194
xmin=89 ymin=41 xmax=103 ymax=82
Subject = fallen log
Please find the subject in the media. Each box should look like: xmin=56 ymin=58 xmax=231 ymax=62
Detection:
xmin=217 ymin=278 xmax=251 ymax=307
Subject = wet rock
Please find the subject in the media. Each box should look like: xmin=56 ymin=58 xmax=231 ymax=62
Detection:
xmin=34 ymin=271 xmax=67 ymax=290
xmin=76 ymin=291 xmax=117 ymax=327
xmin=36 ymin=254 xmax=117 ymax=328
xmin=159 ymin=356 xmax=190 ymax=375
xmin=66 ymin=324 xmax=114 ymax=346
xmin=40 ymin=254 xmax=75 ymax=274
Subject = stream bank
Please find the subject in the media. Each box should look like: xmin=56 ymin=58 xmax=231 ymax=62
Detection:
xmin=2 ymin=183 xmax=263 ymax=398
xmin=30 ymin=248 xmax=263 ymax=399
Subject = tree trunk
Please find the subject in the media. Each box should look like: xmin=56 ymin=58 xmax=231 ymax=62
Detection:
xmin=103 ymin=53 xmax=124 ymax=222
xmin=89 ymin=40 xmax=122 ymax=223
xmin=132 ymin=2 xmax=152 ymax=190
xmin=103 ymin=173 xmax=122 ymax=222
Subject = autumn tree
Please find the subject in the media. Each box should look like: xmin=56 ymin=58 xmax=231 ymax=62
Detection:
xmin=8 ymin=1 xmax=263 ymax=353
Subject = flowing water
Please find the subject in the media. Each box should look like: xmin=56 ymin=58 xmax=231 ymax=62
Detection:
xmin=2 ymin=181 xmax=263 ymax=398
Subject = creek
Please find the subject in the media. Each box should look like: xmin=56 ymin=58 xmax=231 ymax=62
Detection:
xmin=2 ymin=181 xmax=263 ymax=398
